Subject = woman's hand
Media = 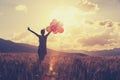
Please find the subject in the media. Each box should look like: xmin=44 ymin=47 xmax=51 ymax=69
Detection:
xmin=27 ymin=27 xmax=31 ymax=31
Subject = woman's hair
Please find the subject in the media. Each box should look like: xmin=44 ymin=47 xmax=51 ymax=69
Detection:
xmin=41 ymin=29 xmax=45 ymax=35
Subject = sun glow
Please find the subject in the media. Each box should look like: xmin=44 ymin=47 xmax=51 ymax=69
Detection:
xmin=49 ymin=58 xmax=56 ymax=71
xmin=49 ymin=6 xmax=80 ymax=27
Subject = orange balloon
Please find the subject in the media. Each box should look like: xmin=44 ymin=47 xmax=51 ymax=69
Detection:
xmin=57 ymin=27 xmax=64 ymax=33
xmin=59 ymin=27 xmax=64 ymax=33
xmin=46 ymin=26 xmax=51 ymax=32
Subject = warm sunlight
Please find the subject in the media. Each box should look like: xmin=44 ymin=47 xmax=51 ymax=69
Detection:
xmin=49 ymin=6 xmax=80 ymax=28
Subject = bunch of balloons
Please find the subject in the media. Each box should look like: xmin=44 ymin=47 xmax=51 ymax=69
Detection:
xmin=46 ymin=19 xmax=64 ymax=34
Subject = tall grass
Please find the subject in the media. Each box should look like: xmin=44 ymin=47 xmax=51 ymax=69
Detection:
xmin=0 ymin=53 xmax=120 ymax=80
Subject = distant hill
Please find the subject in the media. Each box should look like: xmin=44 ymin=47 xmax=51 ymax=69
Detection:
xmin=0 ymin=38 xmax=87 ymax=56
xmin=1 ymin=38 xmax=120 ymax=56
xmin=0 ymin=38 xmax=37 ymax=53
xmin=67 ymin=49 xmax=120 ymax=56
xmin=86 ymin=48 xmax=120 ymax=56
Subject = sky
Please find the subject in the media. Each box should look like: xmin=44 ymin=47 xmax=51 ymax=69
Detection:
xmin=0 ymin=0 xmax=120 ymax=52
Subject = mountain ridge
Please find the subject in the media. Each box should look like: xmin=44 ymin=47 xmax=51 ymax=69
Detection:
xmin=85 ymin=48 xmax=120 ymax=56
xmin=1 ymin=38 xmax=120 ymax=56
xmin=0 ymin=38 xmax=87 ymax=56
xmin=0 ymin=38 xmax=37 ymax=53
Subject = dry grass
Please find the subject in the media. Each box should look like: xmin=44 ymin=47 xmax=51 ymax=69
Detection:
xmin=0 ymin=53 xmax=120 ymax=80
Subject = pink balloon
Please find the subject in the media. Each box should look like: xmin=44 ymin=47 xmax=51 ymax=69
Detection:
xmin=50 ymin=19 xmax=57 ymax=26
xmin=46 ymin=26 xmax=51 ymax=32
xmin=53 ymin=30 xmax=58 ymax=34
xmin=57 ymin=27 xmax=64 ymax=33
xmin=51 ymin=25 xmax=57 ymax=32
xmin=46 ymin=19 xmax=64 ymax=34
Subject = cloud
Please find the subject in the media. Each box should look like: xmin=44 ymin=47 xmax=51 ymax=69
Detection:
xmin=85 ymin=20 xmax=94 ymax=25
xmin=74 ymin=20 xmax=120 ymax=51
xmin=9 ymin=32 xmax=38 ymax=45
xmin=11 ymin=32 xmax=28 ymax=41
xmin=15 ymin=5 xmax=27 ymax=13
xmin=78 ymin=32 xmax=116 ymax=46
xmin=77 ymin=0 xmax=99 ymax=12
xmin=99 ymin=20 xmax=113 ymax=27
xmin=118 ymin=23 xmax=120 ymax=26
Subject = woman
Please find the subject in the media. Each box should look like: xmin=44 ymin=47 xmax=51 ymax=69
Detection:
xmin=28 ymin=27 xmax=51 ymax=63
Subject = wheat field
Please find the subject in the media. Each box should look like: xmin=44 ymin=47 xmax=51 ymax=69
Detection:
xmin=0 ymin=53 xmax=120 ymax=80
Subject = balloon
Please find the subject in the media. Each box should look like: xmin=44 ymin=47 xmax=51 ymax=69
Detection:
xmin=59 ymin=27 xmax=64 ymax=33
xmin=50 ymin=19 xmax=57 ymax=26
xmin=53 ymin=30 xmax=58 ymax=34
xmin=46 ymin=19 xmax=64 ymax=34
xmin=46 ymin=26 xmax=51 ymax=32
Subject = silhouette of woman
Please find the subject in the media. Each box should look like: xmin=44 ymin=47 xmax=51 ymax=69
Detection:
xmin=27 ymin=27 xmax=51 ymax=63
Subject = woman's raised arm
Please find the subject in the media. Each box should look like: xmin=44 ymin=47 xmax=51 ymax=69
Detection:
xmin=27 ymin=27 xmax=39 ymax=37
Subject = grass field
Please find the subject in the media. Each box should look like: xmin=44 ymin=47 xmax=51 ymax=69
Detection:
xmin=0 ymin=53 xmax=120 ymax=80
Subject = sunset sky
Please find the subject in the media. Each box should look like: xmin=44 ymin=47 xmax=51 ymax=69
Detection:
xmin=0 ymin=0 xmax=120 ymax=52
